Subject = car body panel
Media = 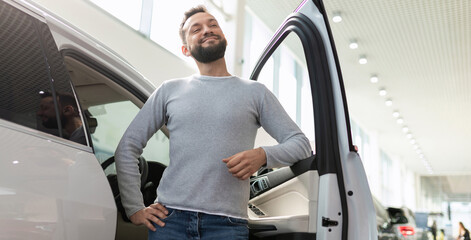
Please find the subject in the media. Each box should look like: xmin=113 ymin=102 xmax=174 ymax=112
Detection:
xmin=0 ymin=120 xmax=116 ymax=240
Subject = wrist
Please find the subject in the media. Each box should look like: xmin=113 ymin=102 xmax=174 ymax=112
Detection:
xmin=258 ymin=147 xmax=267 ymax=166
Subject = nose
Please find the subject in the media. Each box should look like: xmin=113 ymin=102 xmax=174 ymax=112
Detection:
xmin=202 ymin=25 xmax=213 ymax=35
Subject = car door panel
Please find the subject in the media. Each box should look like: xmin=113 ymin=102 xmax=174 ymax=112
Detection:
xmin=299 ymin=2 xmax=377 ymax=238
xmin=249 ymin=0 xmax=376 ymax=239
xmin=0 ymin=120 xmax=116 ymax=240
xmin=249 ymin=170 xmax=319 ymax=238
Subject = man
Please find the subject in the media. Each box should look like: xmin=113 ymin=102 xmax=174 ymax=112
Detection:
xmin=37 ymin=91 xmax=86 ymax=145
xmin=115 ymin=6 xmax=312 ymax=239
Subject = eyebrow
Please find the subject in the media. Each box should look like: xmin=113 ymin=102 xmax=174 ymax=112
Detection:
xmin=188 ymin=18 xmax=218 ymax=31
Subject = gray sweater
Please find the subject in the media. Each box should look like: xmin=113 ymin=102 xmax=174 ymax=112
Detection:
xmin=115 ymin=75 xmax=312 ymax=219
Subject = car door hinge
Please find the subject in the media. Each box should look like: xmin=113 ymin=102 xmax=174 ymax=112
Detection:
xmin=322 ymin=217 xmax=339 ymax=227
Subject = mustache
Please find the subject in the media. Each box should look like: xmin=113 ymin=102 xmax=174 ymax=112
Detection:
xmin=199 ymin=33 xmax=221 ymax=43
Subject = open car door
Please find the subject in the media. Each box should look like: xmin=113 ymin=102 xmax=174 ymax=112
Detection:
xmin=248 ymin=0 xmax=377 ymax=239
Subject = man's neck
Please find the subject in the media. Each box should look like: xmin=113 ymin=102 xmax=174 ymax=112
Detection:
xmin=65 ymin=118 xmax=83 ymax=136
xmin=196 ymin=57 xmax=231 ymax=77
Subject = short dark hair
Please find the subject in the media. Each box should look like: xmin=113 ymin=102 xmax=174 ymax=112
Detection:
xmin=179 ymin=5 xmax=208 ymax=44
xmin=40 ymin=91 xmax=79 ymax=116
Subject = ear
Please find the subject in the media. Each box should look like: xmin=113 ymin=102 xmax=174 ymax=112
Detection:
xmin=62 ymin=105 xmax=74 ymax=116
xmin=181 ymin=45 xmax=191 ymax=57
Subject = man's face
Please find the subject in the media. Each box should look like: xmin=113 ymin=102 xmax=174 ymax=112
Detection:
xmin=37 ymin=96 xmax=58 ymax=128
xmin=183 ymin=12 xmax=227 ymax=63
xmin=37 ymin=96 xmax=68 ymax=129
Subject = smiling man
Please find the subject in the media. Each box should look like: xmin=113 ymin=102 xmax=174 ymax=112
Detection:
xmin=115 ymin=5 xmax=312 ymax=240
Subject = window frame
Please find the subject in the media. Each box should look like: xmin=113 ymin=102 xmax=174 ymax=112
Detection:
xmin=0 ymin=1 xmax=90 ymax=150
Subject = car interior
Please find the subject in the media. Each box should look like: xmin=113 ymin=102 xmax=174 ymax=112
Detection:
xmin=248 ymin=155 xmax=317 ymax=239
xmin=64 ymin=55 xmax=164 ymax=239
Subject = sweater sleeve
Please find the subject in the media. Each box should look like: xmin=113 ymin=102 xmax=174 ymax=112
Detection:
xmin=258 ymin=85 xmax=312 ymax=168
xmin=114 ymin=83 xmax=167 ymax=218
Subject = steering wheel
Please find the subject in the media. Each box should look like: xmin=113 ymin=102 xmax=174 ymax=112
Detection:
xmin=101 ymin=155 xmax=149 ymax=190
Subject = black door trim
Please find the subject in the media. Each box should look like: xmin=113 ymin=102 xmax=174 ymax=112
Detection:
xmin=314 ymin=0 xmax=354 ymax=152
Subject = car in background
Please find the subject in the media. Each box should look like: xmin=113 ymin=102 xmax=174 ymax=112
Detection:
xmin=372 ymin=196 xmax=398 ymax=240
xmin=387 ymin=207 xmax=423 ymax=240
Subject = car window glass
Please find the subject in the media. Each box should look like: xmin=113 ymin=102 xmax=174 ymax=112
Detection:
xmin=0 ymin=2 xmax=67 ymax=141
xmin=256 ymin=33 xmax=315 ymax=142
xmin=38 ymin=18 xmax=88 ymax=146
xmin=388 ymin=208 xmax=409 ymax=224
xmin=0 ymin=2 xmax=52 ymax=130
xmin=88 ymin=100 xmax=169 ymax=175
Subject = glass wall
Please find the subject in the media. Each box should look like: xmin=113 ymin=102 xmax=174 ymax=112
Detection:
xmin=150 ymin=0 xmax=204 ymax=57
xmin=243 ymin=11 xmax=315 ymax=141
xmin=89 ymin=0 xmax=142 ymax=30
xmin=87 ymin=0 xmax=225 ymax=60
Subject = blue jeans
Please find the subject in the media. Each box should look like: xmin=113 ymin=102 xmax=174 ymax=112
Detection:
xmin=148 ymin=208 xmax=249 ymax=240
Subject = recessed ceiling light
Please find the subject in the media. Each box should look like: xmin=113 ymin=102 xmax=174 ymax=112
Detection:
xmin=370 ymin=75 xmax=379 ymax=83
xmin=392 ymin=111 xmax=400 ymax=118
xmin=402 ymin=126 xmax=409 ymax=133
xmin=379 ymin=88 xmax=387 ymax=96
xmin=410 ymin=139 xmax=416 ymax=144
xmin=396 ymin=118 xmax=404 ymax=124
xmin=385 ymin=99 xmax=393 ymax=106
xmin=349 ymin=39 xmax=358 ymax=49
xmin=332 ymin=11 xmax=342 ymax=23
xmin=407 ymin=133 xmax=413 ymax=139
xmin=359 ymin=55 xmax=367 ymax=64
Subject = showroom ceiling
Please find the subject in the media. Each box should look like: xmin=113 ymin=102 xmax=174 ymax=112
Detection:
xmin=246 ymin=0 xmax=471 ymax=197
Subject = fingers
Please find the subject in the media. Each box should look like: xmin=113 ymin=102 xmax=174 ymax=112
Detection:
xmin=143 ymin=218 xmax=158 ymax=232
xmin=222 ymin=154 xmax=236 ymax=164
xmin=150 ymin=203 xmax=169 ymax=216
xmin=223 ymin=149 xmax=267 ymax=180
xmin=226 ymin=158 xmax=254 ymax=180
xmin=226 ymin=157 xmax=245 ymax=173
xmin=232 ymin=167 xmax=251 ymax=179
xmin=129 ymin=205 xmax=169 ymax=231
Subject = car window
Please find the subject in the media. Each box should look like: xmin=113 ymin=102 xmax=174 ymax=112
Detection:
xmin=388 ymin=208 xmax=409 ymax=224
xmin=62 ymin=54 xmax=170 ymax=175
xmin=0 ymin=2 xmax=86 ymax=145
xmin=256 ymin=34 xmax=315 ymax=143
xmin=253 ymin=33 xmax=315 ymax=164
xmin=88 ymin=100 xmax=169 ymax=175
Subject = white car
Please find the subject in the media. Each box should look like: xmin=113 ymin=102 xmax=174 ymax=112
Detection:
xmin=387 ymin=207 xmax=422 ymax=240
xmin=0 ymin=0 xmax=377 ymax=239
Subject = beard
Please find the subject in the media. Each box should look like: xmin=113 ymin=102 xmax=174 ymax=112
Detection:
xmin=42 ymin=114 xmax=67 ymax=129
xmin=190 ymin=35 xmax=227 ymax=63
